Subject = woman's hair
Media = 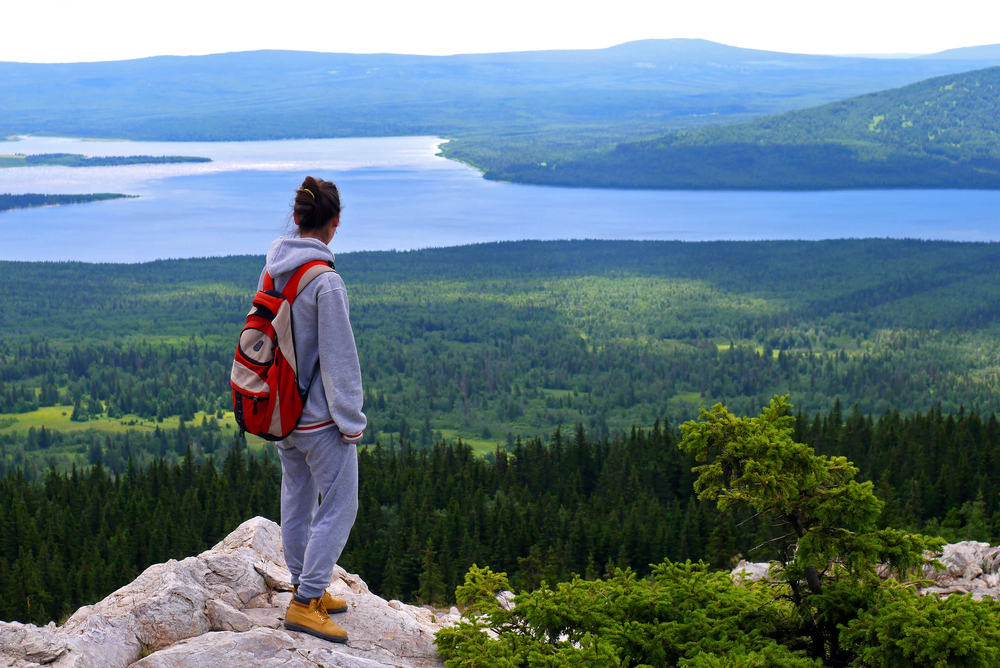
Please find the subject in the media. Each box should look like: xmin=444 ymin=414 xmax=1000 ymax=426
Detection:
xmin=292 ymin=176 xmax=341 ymax=233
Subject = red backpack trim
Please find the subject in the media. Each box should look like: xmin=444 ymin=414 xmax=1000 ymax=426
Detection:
xmin=230 ymin=260 xmax=334 ymax=440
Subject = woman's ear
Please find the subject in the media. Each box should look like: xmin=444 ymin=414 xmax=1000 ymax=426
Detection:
xmin=332 ymin=213 xmax=341 ymax=228
xmin=293 ymin=212 xmax=300 ymax=226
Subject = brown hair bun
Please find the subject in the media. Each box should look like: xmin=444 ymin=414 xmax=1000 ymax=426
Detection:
xmin=293 ymin=176 xmax=341 ymax=232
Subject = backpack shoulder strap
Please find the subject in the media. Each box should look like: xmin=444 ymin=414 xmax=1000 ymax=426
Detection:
xmin=262 ymin=271 xmax=275 ymax=292
xmin=281 ymin=260 xmax=335 ymax=304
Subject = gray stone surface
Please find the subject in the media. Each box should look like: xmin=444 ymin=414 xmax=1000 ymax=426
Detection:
xmin=731 ymin=560 xmax=770 ymax=584
xmin=731 ymin=539 xmax=1000 ymax=600
xmin=0 ymin=518 xmax=448 ymax=668
xmin=206 ymin=600 xmax=254 ymax=632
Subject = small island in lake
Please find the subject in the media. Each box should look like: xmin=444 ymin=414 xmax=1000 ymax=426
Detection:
xmin=0 ymin=153 xmax=211 ymax=168
xmin=0 ymin=193 xmax=138 ymax=212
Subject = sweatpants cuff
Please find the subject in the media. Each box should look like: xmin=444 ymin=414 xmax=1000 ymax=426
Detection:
xmin=296 ymin=586 xmax=325 ymax=601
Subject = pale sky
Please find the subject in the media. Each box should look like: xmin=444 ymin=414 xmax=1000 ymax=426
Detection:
xmin=4 ymin=0 xmax=998 ymax=63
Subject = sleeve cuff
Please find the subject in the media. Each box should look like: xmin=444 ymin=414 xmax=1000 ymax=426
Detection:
xmin=341 ymin=431 xmax=363 ymax=444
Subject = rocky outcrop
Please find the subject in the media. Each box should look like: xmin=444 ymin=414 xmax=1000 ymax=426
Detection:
xmin=917 ymin=540 xmax=1000 ymax=599
xmin=731 ymin=540 xmax=1000 ymax=600
xmin=0 ymin=518 xmax=460 ymax=668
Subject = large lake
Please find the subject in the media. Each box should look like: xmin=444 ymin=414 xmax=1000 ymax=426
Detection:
xmin=2 ymin=135 xmax=1000 ymax=262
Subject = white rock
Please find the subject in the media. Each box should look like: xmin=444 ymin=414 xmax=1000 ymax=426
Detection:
xmin=0 ymin=621 xmax=67 ymax=667
xmin=935 ymin=541 xmax=1000 ymax=581
xmin=206 ymin=600 xmax=254 ymax=633
xmin=730 ymin=559 xmax=770 ymax=583
xmin=241 ymin=608 xmax=283 ymax=630
xmin=0 ymin=518 xmax=448 ymax=668
xmin=131 ymin=629 xmax=313 ymax=668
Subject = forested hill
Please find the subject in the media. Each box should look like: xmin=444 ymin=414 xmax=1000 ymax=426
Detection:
xmin=495 ymin=66 xmax=1000 ymax=189
xmin=3 ymin=40 xmax=996 ymax=143
xmin=4 ymin=41 xmax=1000 ymax=192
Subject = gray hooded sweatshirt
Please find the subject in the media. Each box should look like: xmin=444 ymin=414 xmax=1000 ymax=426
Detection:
xmin=259 ymin=237 xmax=366 ymax=442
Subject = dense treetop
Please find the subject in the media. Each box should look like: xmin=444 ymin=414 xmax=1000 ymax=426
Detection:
xmin=3 ymin=239 xmax=1000 ymax=465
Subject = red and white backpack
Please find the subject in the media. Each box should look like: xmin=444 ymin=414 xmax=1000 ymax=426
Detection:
xmin=231 ymin=260 xmax=335 ymax=440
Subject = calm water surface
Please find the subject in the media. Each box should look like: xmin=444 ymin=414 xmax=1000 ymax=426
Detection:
xmin=2 ymin=135 xmax=999 ymax=262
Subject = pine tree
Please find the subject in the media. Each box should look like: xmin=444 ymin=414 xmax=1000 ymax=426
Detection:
xmin=417 ymin=539 xmax=446 ymax=606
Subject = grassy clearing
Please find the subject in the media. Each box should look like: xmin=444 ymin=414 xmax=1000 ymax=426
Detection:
xmin=0 ymin=407 xmax=274 ymax=452
xmin=0 ymin=406 xmax=244 ymax=435
xmin=435 ymin=429 xmax=503 ymax=455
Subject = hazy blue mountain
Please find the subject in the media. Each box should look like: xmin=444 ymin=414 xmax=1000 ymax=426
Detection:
xmin=3 ymin=39 xmax=1000 ymax=144
xmin=918 ymin=43 xmax=1000 ymax=60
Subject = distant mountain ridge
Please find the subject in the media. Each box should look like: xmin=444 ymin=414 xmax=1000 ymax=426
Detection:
xmin=2 ymin=39 xmax=999 ymax=144
xmin=486 ymin=65 xmax=1000 ymax=190
xmin=919 ymin=44 xmax=1000 ymax=60
xmin=4 ymin=39 xmax=1000 ymax=191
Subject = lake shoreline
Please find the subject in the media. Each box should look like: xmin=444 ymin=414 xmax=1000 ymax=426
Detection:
xmin=2 ymin=135 xmax=1000 ymax=263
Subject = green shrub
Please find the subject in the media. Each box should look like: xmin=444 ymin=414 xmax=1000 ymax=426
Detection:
xmin=436 ymin=562 xmax=816 ymax=668
xmin=841 ymin=588 xmax=1000 ymax=668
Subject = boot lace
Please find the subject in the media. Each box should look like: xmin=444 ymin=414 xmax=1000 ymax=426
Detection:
xmin=311 ymin=598 xmax=331 ymax=622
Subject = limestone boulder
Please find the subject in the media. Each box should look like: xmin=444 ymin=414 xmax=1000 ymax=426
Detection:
xmin=0 ymin=517 xmax=448 ymax=668
xmin=923 ymin=541 xmax=1000 ymax=583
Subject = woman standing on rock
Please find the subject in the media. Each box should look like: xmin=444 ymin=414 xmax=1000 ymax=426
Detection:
xmin=258 ymin=176 xmax=366 ymax=644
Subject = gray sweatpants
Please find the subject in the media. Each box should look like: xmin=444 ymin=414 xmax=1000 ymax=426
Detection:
xmin=276 ymin=429 xmax=359 ymax=600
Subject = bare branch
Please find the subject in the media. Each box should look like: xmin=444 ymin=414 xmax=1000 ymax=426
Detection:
xmin=748 ymin=532 xmax=797 ymax=553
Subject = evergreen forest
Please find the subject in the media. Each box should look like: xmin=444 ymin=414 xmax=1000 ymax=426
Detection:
xmin=2 ymin=239 xmax=1000 ymax=638
xmin=477 ymin=67 xmax=1000 ymax=189
xmin=0 ymin=154 xmax=210 ymax=168
xmin=0 ymin=193 xmax=135 ymax=212
xmin=4 ymin=401 xmax=1000 ymax=632
xmin=4 ymin=239 xmax=1000 ymax=476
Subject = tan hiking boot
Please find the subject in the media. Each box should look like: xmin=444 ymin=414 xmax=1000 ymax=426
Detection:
xmin=293 ymin=585 xmax=347 ymax=614
xmin=284 ymin=597 xmax=348 ymax=644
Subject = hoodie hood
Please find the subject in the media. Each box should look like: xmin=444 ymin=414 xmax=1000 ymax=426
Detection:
xmin=265 ymin=236 xmax=335 ymax=280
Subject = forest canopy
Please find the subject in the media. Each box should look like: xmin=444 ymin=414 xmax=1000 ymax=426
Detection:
xmin=0 ymin=154 xmax=210 ymax=168
xmin=3 ymin=241 xmax=1000 ymax=667
xmin=3 ymin=238 xmax=1000 ymax=475
xmin=476 ymin=67 xmax=1000 ymax=189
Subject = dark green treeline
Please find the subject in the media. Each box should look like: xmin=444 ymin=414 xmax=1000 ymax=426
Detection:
xmin=343 ymin=422 xmax=707 ymax=605
xmin=0 ymin=444 xmax=280 ymax=625
xmin=5 ymin=403 xmax=1000 ymax=626
xmin=0 ymin=193 xmax=133 ymax=212
xmin=797 ymin=401 xmax=1000 ymax=540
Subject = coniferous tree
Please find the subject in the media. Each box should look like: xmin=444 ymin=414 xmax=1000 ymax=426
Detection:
xmin=418 ymin=539 xmax=446 ymax=606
